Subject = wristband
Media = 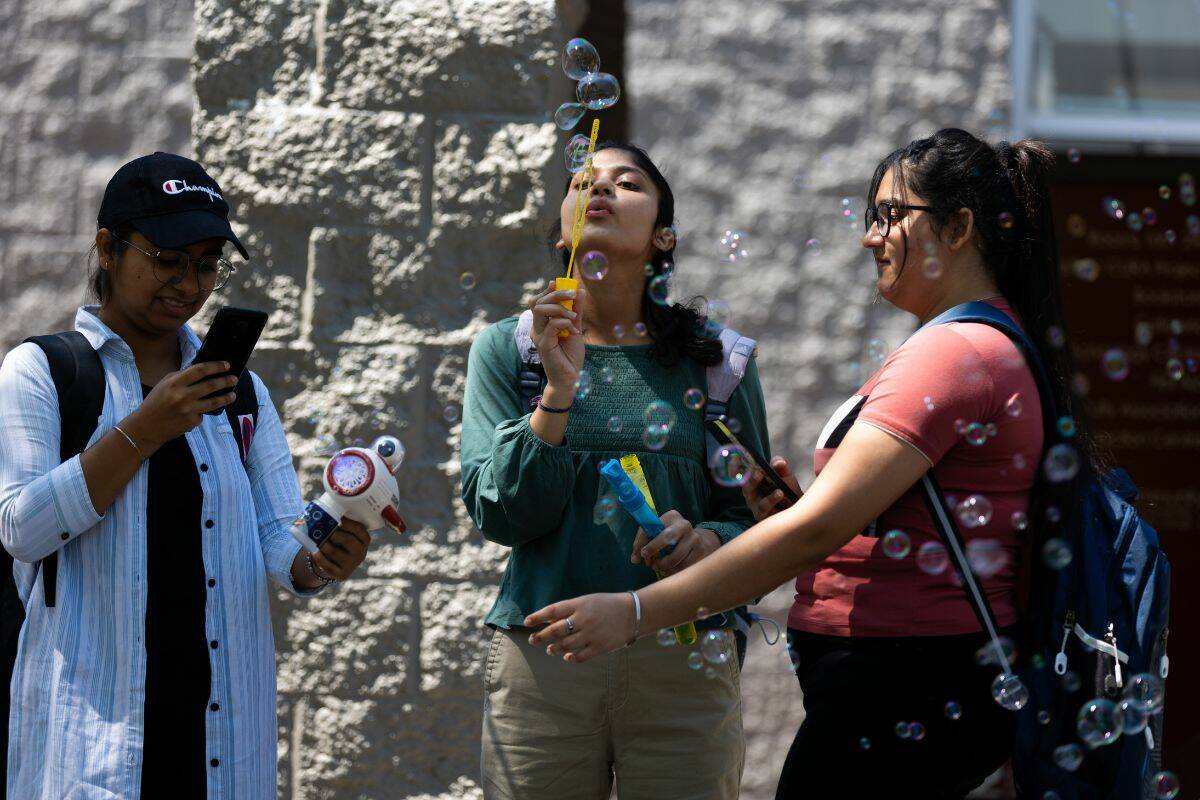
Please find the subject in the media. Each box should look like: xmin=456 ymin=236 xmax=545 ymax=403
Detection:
xmin=534 ymin=395 xmax=573 ymax=414
xmin=626 ymin=590 xmax=642 ymax=647
xmin=305 ymin=552 xmax=336 ymax=585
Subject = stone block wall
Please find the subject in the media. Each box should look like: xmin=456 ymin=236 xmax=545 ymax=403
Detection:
xmin=624 ymin=1 xmax=1011 ymax=798
xmin=0 ymin=0 xmax=196 ymax=353
xmin=191 ymin=1 xmax=579 ymax=796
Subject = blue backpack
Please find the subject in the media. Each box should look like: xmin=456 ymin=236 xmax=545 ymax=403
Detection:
xmin=921 ymin=303 xmax=1171 ymax=799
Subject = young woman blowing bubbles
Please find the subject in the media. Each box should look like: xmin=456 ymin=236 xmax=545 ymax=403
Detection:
xmin=461 ymin=142 xmax=772 ymax=800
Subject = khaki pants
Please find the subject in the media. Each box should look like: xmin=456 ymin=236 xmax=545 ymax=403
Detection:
xmin=481 ymin=626 xmax=745 ymax=800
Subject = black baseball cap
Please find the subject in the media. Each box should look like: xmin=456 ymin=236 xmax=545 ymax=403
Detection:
xmin=97 ymin=152 xmax=249 ymax=259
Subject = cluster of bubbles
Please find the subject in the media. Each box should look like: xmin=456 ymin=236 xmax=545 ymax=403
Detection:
xmin=719 ymin=230 xmax=750 ymax=263
xmin=893 ymin=720 xmax=926 ymax=741
xmin=555 ymin=39 xmax=621 ymax=136
xmin=1072 ymin=672 xmax=1166 ymax=752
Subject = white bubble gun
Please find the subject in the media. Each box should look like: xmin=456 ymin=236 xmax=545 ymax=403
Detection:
xmin=289 ymin=435 xmax=407 ymax=553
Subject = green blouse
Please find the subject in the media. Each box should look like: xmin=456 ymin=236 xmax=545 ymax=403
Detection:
xmin=460 ymin=316 xmax=772 ymax=630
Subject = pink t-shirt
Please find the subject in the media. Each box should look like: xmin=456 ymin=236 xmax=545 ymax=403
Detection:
xmin=788 ymin=299 xmax=1043 ymax=637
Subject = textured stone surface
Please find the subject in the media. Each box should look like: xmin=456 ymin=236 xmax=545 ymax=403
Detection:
xmin=0 ymin=0 xmax=196 ymax=354
xmin=626 ymin=2 xmax=1011 ymax=797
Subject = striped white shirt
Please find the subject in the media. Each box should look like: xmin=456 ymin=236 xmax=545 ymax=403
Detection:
xmin=0 ymin=306 xmax=317 ymax=798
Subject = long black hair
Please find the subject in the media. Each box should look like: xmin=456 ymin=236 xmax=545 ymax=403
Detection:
xmin=867 ymin=127 xmax=1101 ymax=509
xmin=550 ymin=141 xmax=721 ymax=368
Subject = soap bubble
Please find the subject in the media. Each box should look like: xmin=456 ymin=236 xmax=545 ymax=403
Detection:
xmin=1142 ymin=208 xmax=1158 ymax=226
xmin=643 ymin=262 xmax=655 ymax=276
xmin=705 ymin=299 xmax=732 ymax=328
xmin=991 ymin=673 xmax=1029 ymax=710
xmin=1126 ymin=212 xmax=1144 ymax=232
xmin=923 ymin=256 xmax=943 ymax=278
xmin=964 ymin=422 xmax=988 ymax=446
xmin=1077 ymin=698 xmax=1121 ymax=747
xmin=564 ymin=134 xmax=590 ymax=173
xmin=686 ymin=651 xmax=704 ymax=670
xmin=984 ymin=422 xmax=997 ymax=437
xmin=866 ymin=338 xmax=889 ymax=366
xmin=955 ymin=419 xmax=968 ymax=435
xmin=634 ymin=321 xmax=647 ymax=337
xmin=684 ymin=388 xmax=705 ymax=410
xmin=562 ymin=38 xmax=600 ymax=79
xmin=1068 ymin=148 xmax=1082 ymax=164
xmin=1102 ymin=349 xmax=1129 ymax=381
xmin=647 ymin=274 xmax=671 ymax=305
xmin=1011 ymin=511 xmax=1028 ymax=531
xmin=1158 ymin=184 xmax=1171 ymax=200
xmin=1189 ymin=215 xmax=1200 ymax=236
xmin=1135 ymin=321 xmax=1153 ymax=346
xmin=1037 ymin=709 xmax=1052 ymax=725
xmin=574 ymin=370 xmax=592 ymax=400
xmin=599 ymin=366 xmax=615 ymax=385
xmin=894 ymin=721 xmax=910 ymax=739
xmin=1042 ymin=538 xmax=1072 ymax=570
xmin=916 ymin=541 xmax=948 ymax=574
xmin=1047 ymin=325 xmax=1066 ymax=348
xmin=1164 ymin=229 xmax=1177 ymax=244
xmin=998 ymin=211 xmax=1014 ymax=229
xmin=944 ymin=701 xmax=963 ymax=720
xmin=1045 ymin=505 xmax=1061 ymax=523
xmin=956 ymin=494 xmax=993 ymax=528
xmin=459 ymin=272 xmax=477 ymax=290
xmin=657 ymin=628 xmax=676 ymax=646
xmin=612 ymin=324 xmax=624 ymax=339
xmin=924 ymin=396 xmax=936 ymax=411
xmin=443 ymin=405 xmax=460 ymax=423
xmin=709 ymin=444 xmax=751 ymax=488
xmin=1043 ymin=444 xmax=1080 ymax=482
xmin=1062 ymin=671 xmax=1082 ymax=694
xmin=644 ymin=400 xmax=676 ymax=434
xmin=968 ymin=539 xmax=1006 ymax=577
xmin=554 ymin=102 xmax=586 ymax=130
xmin=1125 ymin=673 xmax=1165 ymax=712
xmin=726 ymin=416 xmax=741 ymax=433
xmin=607 ymin=416 xmax=622 ymax=433
xmin=881 ymin=529 xmax=911 ymax=559
xmin=1117 ymin=698 xmax=1149 ymax=735
xmin=581 ymin=250 xmax=608 ymax=280
xmin=908 ymin=721 xmax=926 ymax=741
xmin=719 ymin=230 xmax=749 ymax=262
xmin=1005 ymin=393 xmax=1023 ymax=417
xmin=1153 ymin=771 xmax=1180 ymax=799
xmin=1102 ymin=196 xmax=1126 ymax=220
xmin=642 ymin=428 xmax=667 ymax=451
xmin=805 ymin=238 xmax=821 ymax=255
xmin=576 ymin=72 xmax=621 ymax=110
xmin=1166 ymin=358 xmax=1184 ymax=381
xmin=1053 ymin=742 xmax=1084 ymax=771
xmin=592 ymin=495 xmax=617 ymax=524
xmin=858 ymin=736 xmax=872 ymax=750
xmin=704 ymin=667 xmax=717 ymax=679
xmin=701 ymin=630 xmax=734 ymax=665
xmin=1072 ymin=258 xmax=1099 ymax=282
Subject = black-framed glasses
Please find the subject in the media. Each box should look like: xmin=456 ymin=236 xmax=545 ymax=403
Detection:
xmin=113 ymin=235 xmax=236 ymax=291
xmin=864 ymin=201 xmax=939 ymax=238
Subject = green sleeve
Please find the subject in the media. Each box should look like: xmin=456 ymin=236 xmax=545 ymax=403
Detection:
xmin=699 ymin=357 xmax=772 ymax=545
xmin=459 ymin=320 xmax=577 ymax=547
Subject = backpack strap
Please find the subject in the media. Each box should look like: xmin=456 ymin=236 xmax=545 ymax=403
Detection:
xmin=514 ymin=310 xmax=547 ymax=413
xmin=703 ymin=327 xmax=757 ymax=462
xmin=224 ymin=371 xmax=259 ymax=468
xmin=21 ymin=332 xmax=106 ymax=608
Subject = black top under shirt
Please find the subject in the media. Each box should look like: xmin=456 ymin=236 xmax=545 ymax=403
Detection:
xmin=140 ymin=384 xmax=210 ymax=798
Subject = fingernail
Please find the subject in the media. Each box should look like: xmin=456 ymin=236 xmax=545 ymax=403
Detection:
xmin=565 ymin=290 xmax=577 ymax=297
xmin=567 ymin=311 xmax=577 ymax=318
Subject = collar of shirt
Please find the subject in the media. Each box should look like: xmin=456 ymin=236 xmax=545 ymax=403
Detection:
xmin=76 ymin=305 xmax=202 ymax=366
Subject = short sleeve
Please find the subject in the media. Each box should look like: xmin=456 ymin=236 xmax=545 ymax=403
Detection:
xmin=855 ymin=325 xmax=1000 ymax=466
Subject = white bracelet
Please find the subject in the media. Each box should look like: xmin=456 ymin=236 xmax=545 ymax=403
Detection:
xmin=626 ymin=590 xmax=642 ymax=647
xmin=112 ymin=425 xmax=142 ymax=458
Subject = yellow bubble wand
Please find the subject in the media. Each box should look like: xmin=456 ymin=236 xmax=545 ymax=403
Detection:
xmin=556 ymin=118 xmax=601 ymax=336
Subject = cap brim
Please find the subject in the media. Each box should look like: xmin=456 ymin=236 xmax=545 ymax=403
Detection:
xmin=131 ymin=210 xmax=249 ymax=260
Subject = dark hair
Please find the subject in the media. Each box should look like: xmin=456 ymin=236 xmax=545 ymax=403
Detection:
xmin=549 ymin=141 xmax=722 ymax=368
xmin=868 ymin=128 xmax=1101 ymax=532
xmin=86 ymin=223 xmax=135 ymax=304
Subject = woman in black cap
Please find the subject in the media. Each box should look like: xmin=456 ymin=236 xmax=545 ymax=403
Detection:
xmin=0 ymin=152 xmax=371 ymax=798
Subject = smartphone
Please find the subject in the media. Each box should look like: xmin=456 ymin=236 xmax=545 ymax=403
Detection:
xmin=192 ymin=306 xmax=268 ymax=415
xmin=705 ymin=417 xmax=801 ymax=505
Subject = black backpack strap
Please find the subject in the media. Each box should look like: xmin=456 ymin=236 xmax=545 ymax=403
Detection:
xmin=224 ymin=371 xmax=259 ymax=469
xmin=21 ymin=333 xmax=105 ymax=608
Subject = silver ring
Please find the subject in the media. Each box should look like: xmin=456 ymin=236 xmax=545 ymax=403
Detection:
xmin=565 ymin=618 xmax=576 ymax=634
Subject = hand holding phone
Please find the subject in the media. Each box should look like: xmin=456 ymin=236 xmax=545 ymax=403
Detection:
xmin=192 ymin=306 xmax=268 ymax=415
xmin=706 ymin=418 xmax=801 ymax=511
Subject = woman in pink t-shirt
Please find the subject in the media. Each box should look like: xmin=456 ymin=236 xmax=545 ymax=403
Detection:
xmin=524 ymin=128 xmax=1100 ymax=797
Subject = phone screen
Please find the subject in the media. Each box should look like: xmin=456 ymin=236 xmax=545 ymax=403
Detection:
xmin=706 ymin=418 xmax=801 ymax=504
xmin=193 ymin=307 xmax=268 ymax=414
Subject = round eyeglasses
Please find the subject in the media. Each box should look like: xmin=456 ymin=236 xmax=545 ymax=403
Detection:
xmin=113 ymin=235 xmax=237 ymax=291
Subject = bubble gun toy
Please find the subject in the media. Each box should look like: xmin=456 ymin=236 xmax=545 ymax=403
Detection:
xmin=598 ymin=456 xmax=698 ymax=646
xmin=289 ymin=435 xmax=407 ymax=552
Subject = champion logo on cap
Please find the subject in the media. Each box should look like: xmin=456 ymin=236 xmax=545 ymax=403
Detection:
xmin=161 ymin=178 xmax=224 ymax=203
